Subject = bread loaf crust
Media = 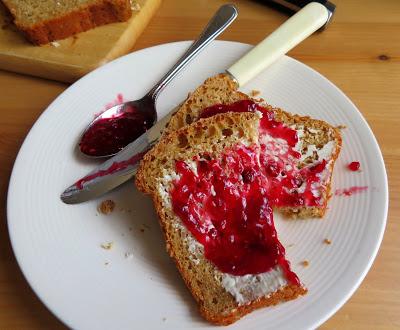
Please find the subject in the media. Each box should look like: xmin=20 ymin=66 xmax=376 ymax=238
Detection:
xmin=2 ymin=0 xmax=132 ymax=44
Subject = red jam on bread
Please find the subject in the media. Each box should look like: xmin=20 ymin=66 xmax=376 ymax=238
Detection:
xmin=170 ymin=101 xmax=330 ymax=277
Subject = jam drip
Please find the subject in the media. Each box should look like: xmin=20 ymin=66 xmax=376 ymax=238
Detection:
xmin=171 ymin=145 xmax=299 ymax=284
xmin=348 ymin=161 xmax=360 ymax=171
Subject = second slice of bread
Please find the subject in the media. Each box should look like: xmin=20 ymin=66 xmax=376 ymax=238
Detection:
xmin=165 ymin=73 xmax=342 ymax=218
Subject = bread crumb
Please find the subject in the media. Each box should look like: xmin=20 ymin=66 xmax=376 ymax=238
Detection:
xmin=101 ymin=242 xmax=114 ymax=250
xmin=324 ymin=238 xmax=332 ymax=245
xmin=336 ymin=124 xmax=347 ymax=129
xmin=250 ymin=90 xmax=261 ymax=97
xmin=139 ymin=223 xmax=150 ymax=233
xmin=125 ymin=252 xmax=133 ymax=259
xmin=287 ymin=243 xmax=295 ymax=248
xmin=50 ymin=41 xmax=60 ymax=47
xmin=301 ymin=260 xmax=309 ymax=267
xmin=98 ymin=200 xmax=115 ymax=215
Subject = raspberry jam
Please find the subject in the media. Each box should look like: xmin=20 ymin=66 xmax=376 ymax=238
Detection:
xmin=201 ymin=100 xmax=328 ymax=207
xmin=199 ymin=100 xmax=259 ymax=118
xmin=75 ymin=152 xmax=147 ymax=189
xmin=171 ymin=145 xmax=299 ymax=284
xmin=348 ymin=161 xmax=360 ymax=171
xmin=170 ymin=100 xmax=331 ymax=278
xmin=80 ymin=105 xmax=154 ymax=157
xmin=335 ymin=186 xmax=368 ymax=196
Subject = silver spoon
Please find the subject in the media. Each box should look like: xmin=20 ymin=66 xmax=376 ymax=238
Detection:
xmin=78 ymin=4 xmax=238 ymax=158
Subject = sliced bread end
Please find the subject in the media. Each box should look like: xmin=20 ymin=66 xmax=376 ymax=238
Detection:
xmin=2 ymin=0 xmax=132 ymax=44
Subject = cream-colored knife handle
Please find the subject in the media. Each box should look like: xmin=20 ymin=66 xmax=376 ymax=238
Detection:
xmin=227 ymin=2 xmax=329 ymax=86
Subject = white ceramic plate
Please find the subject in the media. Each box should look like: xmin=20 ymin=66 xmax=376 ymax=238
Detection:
xmin=7 ymin=41 xmax=388 ymax=330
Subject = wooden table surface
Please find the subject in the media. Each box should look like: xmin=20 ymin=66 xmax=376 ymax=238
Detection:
xmin=0 ymin=0 xmax=399 ymax=328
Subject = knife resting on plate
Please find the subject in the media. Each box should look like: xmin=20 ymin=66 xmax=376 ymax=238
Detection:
xmin=61 ymin=2 xmax=331 ymax=204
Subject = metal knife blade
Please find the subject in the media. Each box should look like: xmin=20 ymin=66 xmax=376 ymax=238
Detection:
xmin=60 ymin=110 xmax=175 ymax=204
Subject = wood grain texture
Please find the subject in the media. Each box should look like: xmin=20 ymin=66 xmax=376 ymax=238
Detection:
xmin=0 ymin=0 xmax=161 ymax=82
xmin=0 ymin=0 xmax=399 ymax=328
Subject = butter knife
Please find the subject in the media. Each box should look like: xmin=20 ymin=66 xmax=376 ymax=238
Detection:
xmin=61 ymin=2 xmax=330 ymax=204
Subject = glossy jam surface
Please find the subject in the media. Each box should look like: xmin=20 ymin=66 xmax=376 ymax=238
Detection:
xmin=348 ymin=161 xmax=361 ymax=171
xmin=80 ymin=105 xmax=154 ymax=157
xmin=201 ymin=100 xmax=328 ymax=207
xmin=170 ymin=100 xmax=331 ymax=278
xmin=199 ymin=100 xmax=259 ymax=119
xmin=170 ymin=145 xmax=299 ymax=284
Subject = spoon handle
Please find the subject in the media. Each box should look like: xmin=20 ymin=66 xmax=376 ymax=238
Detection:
xmin=146 ymin=4 xmax=238 ymax=100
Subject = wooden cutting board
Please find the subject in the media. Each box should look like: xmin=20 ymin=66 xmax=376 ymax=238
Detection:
xmin=0 ymin=0 xmax=161 ymax=83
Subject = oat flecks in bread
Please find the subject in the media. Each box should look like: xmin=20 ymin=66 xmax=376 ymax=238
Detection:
xmin=1 ymin=0 xmax=133 ymax=44
xmin=135 ymin=113 xmax=306 ymax=325
xmin=165 ymin=73 xmax=342 ymax=219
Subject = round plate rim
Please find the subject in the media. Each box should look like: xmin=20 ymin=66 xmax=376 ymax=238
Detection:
xmin=7 ymin=40 xmax=388 ymax=329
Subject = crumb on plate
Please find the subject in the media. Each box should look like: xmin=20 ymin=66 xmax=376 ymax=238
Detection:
xmin=301 ymin=260 xmax=309 ymax=267
xmin=336 ymin=124 xmax=347 ymax=129
xmin=98 ymin=199 xmax=115 ymax=215
xmin=324 ymin=238 xmax=332 ymax=245
xmin=101 ymin=242 xmax=114 ymax=250
xmin=250 ymin=89 xmax=261 ymax=97
xmin=125 ymin=252 xmax=133 ymax=259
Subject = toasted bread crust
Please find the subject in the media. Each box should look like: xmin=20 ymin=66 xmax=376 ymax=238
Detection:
xmin=3 ymin=0 xmax=132 ymax=44
xmin=201 ymin=284 xmax=307 ymax=325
